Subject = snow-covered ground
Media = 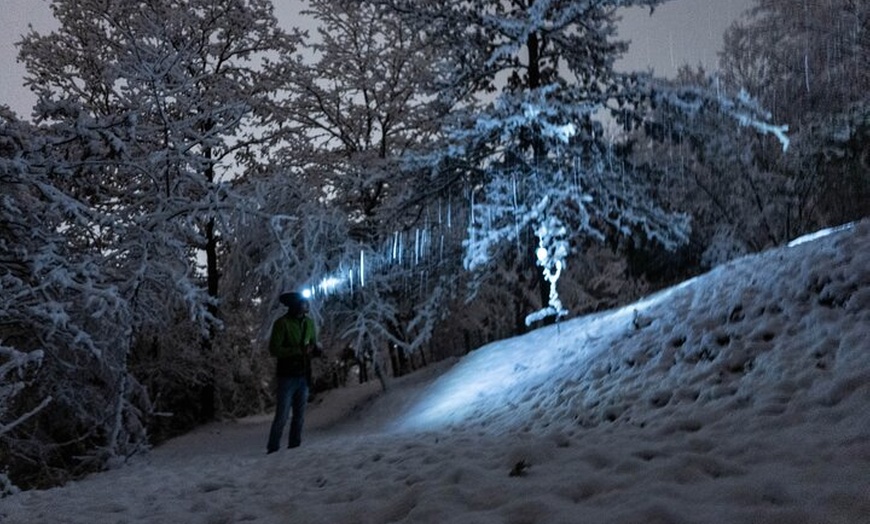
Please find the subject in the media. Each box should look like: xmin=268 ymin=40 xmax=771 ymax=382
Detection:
xmin=1 ymin=221 xmax=868 ymax=524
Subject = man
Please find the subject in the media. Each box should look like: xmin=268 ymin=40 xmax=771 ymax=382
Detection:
xmin=266 ymin=291 xmax=319 ymax=453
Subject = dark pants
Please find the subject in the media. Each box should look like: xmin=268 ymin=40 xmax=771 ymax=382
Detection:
xmin=267 ymin=376 xmax=308 ymax=453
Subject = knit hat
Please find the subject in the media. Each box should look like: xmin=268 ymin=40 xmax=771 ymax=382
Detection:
xmin=279 ymin=291 xmax=305 ymax=308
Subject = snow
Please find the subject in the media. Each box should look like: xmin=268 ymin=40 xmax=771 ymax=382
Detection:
xmin=787 ymin=223 xmax=855 ymax=248
xmin=2 ymin=221 xmax=869 ymax=524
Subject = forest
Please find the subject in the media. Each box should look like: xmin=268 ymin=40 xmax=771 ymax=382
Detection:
xmin=1 ymin=0 xmax=867 ymax=492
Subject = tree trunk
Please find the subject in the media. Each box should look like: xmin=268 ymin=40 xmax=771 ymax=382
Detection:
xmin=199 ymin=141 xmax=219 ymax=421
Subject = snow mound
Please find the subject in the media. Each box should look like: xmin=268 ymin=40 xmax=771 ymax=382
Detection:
xmin=395 ymin=220 xmax=870 ymax=436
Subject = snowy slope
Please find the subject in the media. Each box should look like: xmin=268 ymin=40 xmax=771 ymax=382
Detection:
xmin=1 ymin=220 xmax=868 ymax=524
xmin=397 ymin=220 xmax=870 ymax=437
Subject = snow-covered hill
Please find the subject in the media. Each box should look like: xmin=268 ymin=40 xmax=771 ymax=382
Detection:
xmin=1 ymin=221 xmax=868 ymax=524
xmin=397 ymin=221 xmax=869 ymax=438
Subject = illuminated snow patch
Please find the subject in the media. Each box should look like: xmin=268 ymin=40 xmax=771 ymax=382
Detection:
xmin=393 ymin=276 xmax=699 ymax=433
xmin=787 ymin=222 xmax=854 ymax=247
xmin=393 ymin=324 xmax=578 ymax=432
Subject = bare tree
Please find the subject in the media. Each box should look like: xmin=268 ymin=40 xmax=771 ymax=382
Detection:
xmin=0 ymin=108 xmax=148 ymax=491
xmin=263 ymin=0 xmax=463 ymax=370
xmin=719 ymin=0 xmax=869 ymax=229
xmin=18 ymin=0 xmax=300 ymax=423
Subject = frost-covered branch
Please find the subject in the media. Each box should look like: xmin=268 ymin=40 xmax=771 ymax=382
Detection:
xmin=645 ymin=78 xmax=790 ymax=152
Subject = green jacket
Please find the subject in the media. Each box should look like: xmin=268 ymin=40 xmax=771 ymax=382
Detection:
xmin=269 ymin=313 xmax=317 ymax=377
